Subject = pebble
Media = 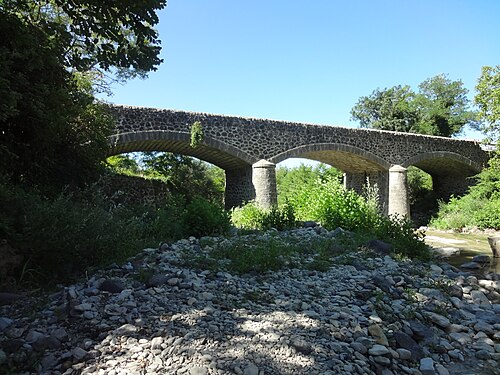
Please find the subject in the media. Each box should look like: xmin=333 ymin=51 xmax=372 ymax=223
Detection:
xmin=0 ymin=228 xmax=499 ymax=374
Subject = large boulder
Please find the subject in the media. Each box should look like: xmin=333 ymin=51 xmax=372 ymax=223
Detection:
xmin=487 ymin=236 xmax=500 ymax=258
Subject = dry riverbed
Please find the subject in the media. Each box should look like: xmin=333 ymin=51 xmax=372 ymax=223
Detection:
xmin=0 ymin=227 xmax=499 ymax=375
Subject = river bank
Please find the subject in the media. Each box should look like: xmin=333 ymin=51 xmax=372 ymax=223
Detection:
xmin=0 ymin=227 xmax=499 ymax=374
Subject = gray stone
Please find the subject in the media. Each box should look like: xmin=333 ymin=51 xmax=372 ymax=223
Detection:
xmin=114 ymin=323 xmax=137 ymax=336
xmin=0 ymin=317 xmax=13 ymax=332
xmin=419 ymin=357 xmax=435 ymax=375
xmin=369 ymin=344 xmax=389 ymax=356
xmin=435 ymin=364 xmax=449 ymax=375
xmin=243 ymin=363 xmax=259 ymax=375
xmin=0 ymin=349 xmax=6 ymax=365
xmin=471 ymin=290 xmax=491 ymax=308
xmin=368 ymin=324 xmax=389 ymax=346
xmin=472 ymin=255 xmax=490 ymax=263
xmin=425 ymin=312 xmax=450 ymax=329
xmin=460 ymin=262 xmax=481 ymax=269
xmin=189 ymin=366 xmax=208 ymax=375
xmin=146 ymin=274 xmax=169 ymax=288
xmin=475 ymin=350 xmax=491 ymax=360
xmin=99 ymin=279 xmax=125 ymax=293
xmin=0 ymin=292 xmax=23 ymax=306
xmin=72 ymin=347 xmax=87 ymax=360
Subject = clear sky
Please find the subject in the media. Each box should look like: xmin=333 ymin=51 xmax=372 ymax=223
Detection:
xmin=105 ymin=0 xmax=499 ymax=165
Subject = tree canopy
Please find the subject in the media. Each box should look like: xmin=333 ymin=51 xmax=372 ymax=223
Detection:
xmin=351 ymin=74 xmax=477 ymax=137
xmin=0 ymin=0 xmax=167 ymax=190
xmin=474 ymin=65 xmax=500 ymax=142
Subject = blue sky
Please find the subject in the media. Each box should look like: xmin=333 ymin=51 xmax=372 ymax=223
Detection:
xmin=105 ymin=0 xmax=499 ymax=165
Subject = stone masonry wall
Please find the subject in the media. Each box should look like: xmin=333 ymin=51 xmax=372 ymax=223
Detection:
xmin=108 ymin=105 xmax=489 ymax=173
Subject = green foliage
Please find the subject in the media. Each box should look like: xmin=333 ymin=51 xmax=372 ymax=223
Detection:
xmin=276 ymin=163 xmax=342 ymax=205
xmin=407 ymin=166 xmax=433 ymax=204
xmin=0 ymin=181 xmax=145 ymax=284
xmin=290 ymin=176 xmax=379 ymax=231
xmin=0 ymin=0 xmax=166 ymax=190
xmin=431 ymin=154 xmax=500 ymax=230
xmin=106 ymin=155 xmax=141 ymax=175
xmin=190 ymin=121 xmax=204 ymax=148
xmin=231 ymin=202 xmax=266 ymax=230
xmin=351 ymin=74 xmax=477 ymax=137
xmin=474 ymin=65 xmax=500 ymax=142
xmin=209 ymin=236 xmax=299 ymax=274
xmin=140 ymin=152 xmax=224 ymax=202
xmin=2 ymin=0 xmax=166 ymax=79
xmin=185 ymin=197 xmax=231 ymax=238
xmin=231 ymin=202 xmax=296 ymax=231
xmin=350 ymin=85 xmax=419 ymax=132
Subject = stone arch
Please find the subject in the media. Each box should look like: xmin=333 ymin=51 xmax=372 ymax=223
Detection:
xmin=403 ymin=151 xmax=482 ymax=201
xmin=402 ymin=151 xmax=483 ymax=174
xmin=270 ymin=143 xmax=391 ymax=172
xmin=108 ymin=130 xmax=257 ymax=170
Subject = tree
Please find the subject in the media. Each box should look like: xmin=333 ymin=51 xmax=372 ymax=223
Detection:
xmin=141 ymin=152 xmax=224 ymax=202
xmin=474 ymin=65 xmax=500 ymax=142
xmin=414 ymin=74 xmax=477 ymax=137
xmin=351 ymin=74 xmax=477 ymax=137
xmin=350 ymin=85 xmax=419 ymax=132
xmin=0 ymin=1 xmax=167 ymax=190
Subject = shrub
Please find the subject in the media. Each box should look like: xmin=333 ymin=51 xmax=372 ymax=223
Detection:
xmin=0 ymin=182 xmax=145 ymax=284
xmin=185 ymin=196 xmax=231 ymax=237
xmin=231 ymin=201 xmax=297 ymax=231
xmin=290 ymin=177 xmax=379 ymax=232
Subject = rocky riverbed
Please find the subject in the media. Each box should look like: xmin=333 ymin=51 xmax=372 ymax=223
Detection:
xmin=1 ymin=227 xmax=499 ymax=375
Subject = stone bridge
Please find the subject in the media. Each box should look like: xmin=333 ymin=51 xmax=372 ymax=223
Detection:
xmin=107 ymin=105 xmax=490 ymax=217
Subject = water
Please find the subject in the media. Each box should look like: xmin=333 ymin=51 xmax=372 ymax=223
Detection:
xmin=424 ymin=230 xmax=500 ymax=275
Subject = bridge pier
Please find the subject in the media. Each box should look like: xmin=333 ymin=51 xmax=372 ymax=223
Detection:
xmin=344 ymin=171 xmax=389 ymax=214
xmin=224 ymin=166 xmax=254 ymax=209
xmin=252 ymin=160 xmax=278 ymax=209
xmin=388 ymin=165 xmax=410 ymax=217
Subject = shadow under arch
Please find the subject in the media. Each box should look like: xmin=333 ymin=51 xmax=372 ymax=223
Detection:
xmin=402 ymin=151 xmax=482 ymax=176
xmin=108 ymin=130 xmax=257 ymax=170
xmin=270 ymin=143 xmax=391 ymax=172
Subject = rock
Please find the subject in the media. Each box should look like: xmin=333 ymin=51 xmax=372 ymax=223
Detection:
xmin=114 ymin=323 xmax=137 ymax=336
xmin=0 ymin=292 xmax=23 ymax=306
xmin=460 ymin=261 xmax=481 ymax=269
xmin=364 ymin=239 xmax=392 ymax=255
xmin=471 ymin=290 xmax=491 ymax=308
xmin=430 ymin=265 xmax=443 ymax=275
xmin=99 ymin=279 xmax=125 ymax=293
xmin=32 ymin=336 xmax=61 ymax=351
xmin=475 ymin=350 xmax=491 ymax=360
xmin=393 ymin=331 xmax=424 ymax=361
xmin=447 ymin=284 xmax=463 ymax=298
xmin=368 ymin=324 xmax=389 ymax=346
xmin=435 ymin=364 xmax=449 ymax=375
xmin=396 ymin=348 xmax=412 ymax=360
xmin=0 ymin=317 xmax=13 ymax=332
xmin=425 ymin=312 xmax=450 ymax=329
xmin=189 ymin=366 xmax=209 ymax=375
xmin=419 ymin=357 xmax=435 ymax=375
xmin=72 ymin=347 xmax=87 ymax=360
xmin=0 ymin=349 xmax=6 ymax=365
xmin=291 ymin=338 xmax=312 ymax=355
xmin=368 ymin=344 xmax=389 ymax=356
xmin=243 ymin=363 xmax=259 ymax=375
xmin=146 ymin=274 xmax=169 ymax=288
xmin=487 ymin=236 xmax=500 ymax=258
xmin=472 ymin=255 xmax=490 ymax=263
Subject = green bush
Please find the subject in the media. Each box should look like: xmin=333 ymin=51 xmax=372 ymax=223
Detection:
xmin=231 ymin=201 xmax=296 ymax=231
xmin=290 ymin=177 xmax=379 ymax=232
xmin=0 ymin=182 xmax=145 ymax=284
xmin=185 ymin=196 xmax=231 ymax=237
